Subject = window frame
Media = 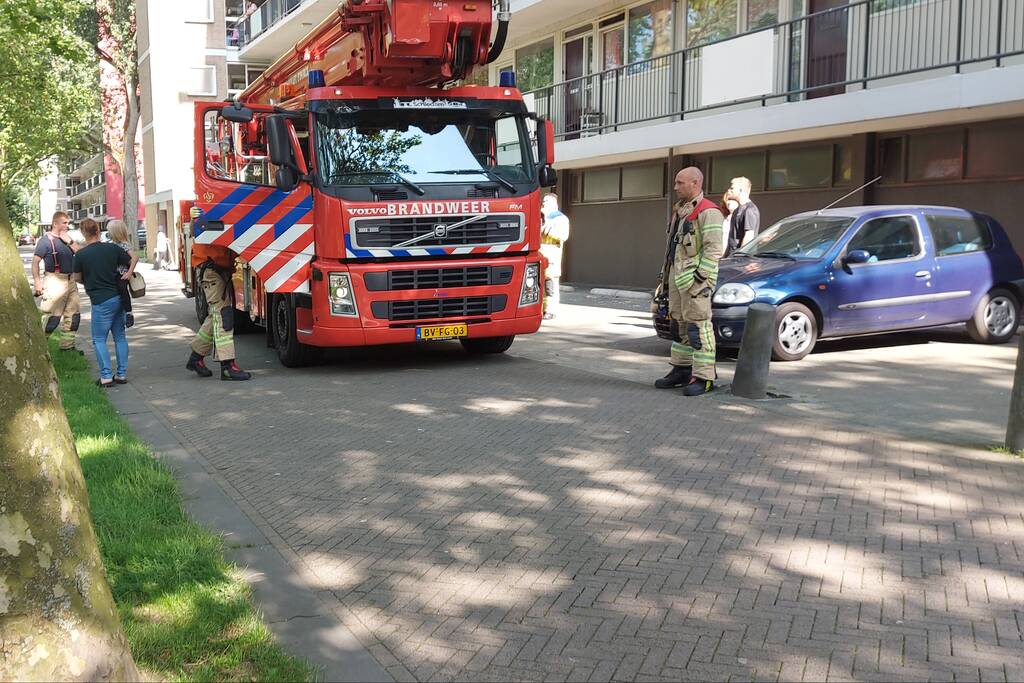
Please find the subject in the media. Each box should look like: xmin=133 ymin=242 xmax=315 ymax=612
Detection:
xmin=575 ymin=162 xmax=667 ymax=204
xmin=843 ymin=213 xmax=927 ymax=267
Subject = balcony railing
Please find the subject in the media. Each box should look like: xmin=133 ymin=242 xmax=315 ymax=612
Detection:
xmin=70 ymin=172 xmax=105 ymax=198
xmin=525 ymin=0 xmax=1024 ymax=142
xmin=235 ymin=0 xmax=305 ymax=49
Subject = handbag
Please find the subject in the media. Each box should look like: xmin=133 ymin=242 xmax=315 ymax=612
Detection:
xmin=128 ymin=271 xmax=146 ymax=298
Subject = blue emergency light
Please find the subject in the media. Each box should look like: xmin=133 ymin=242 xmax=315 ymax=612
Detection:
xmin=308 ymin=69 xmax=326 ymax=88
xmin=499 ymin=70 xmax=517 ymax=88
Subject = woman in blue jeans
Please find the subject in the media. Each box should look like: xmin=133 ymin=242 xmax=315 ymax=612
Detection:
xmin=71 ymin=219 xmax=134 ymax=387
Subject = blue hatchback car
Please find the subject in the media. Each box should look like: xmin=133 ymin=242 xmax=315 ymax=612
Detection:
xmin=655 ymin=206 xmax=1024 ymax=361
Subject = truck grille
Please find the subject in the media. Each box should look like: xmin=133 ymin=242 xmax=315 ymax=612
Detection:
xmin=363 ymin=266 xmax=514 ymax=292
xmin=352 ymin=213 xmax=523 ymax=249
xmin=371 ymin=295 xmax=507 ymax=321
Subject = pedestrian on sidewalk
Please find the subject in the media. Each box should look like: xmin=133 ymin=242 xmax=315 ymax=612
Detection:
xmin=32 ymin=211 xmax=83 ymax=354
xmin=71 ymin=219 xmax=134 ymax=387
xmin=540 ymin=193 xmax=570 ymax=320
xmin=654 ymin=167 xmax=724 ymax=396
xmin=106 ymin=219 xmax=140 ymax=329
xmin=727 ymin=176 xmax=761 ymax=253
xmin=153 ymin=226 xmax=170 ymax=270
xmin=186 ymin=258 xmax=252 ymax=381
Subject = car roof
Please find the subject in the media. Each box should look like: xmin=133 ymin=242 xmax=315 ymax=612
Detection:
xmin=791 ymin=205 xmax=976 ymax=220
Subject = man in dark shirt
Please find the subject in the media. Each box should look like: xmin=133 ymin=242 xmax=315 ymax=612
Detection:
xmin=32 ymin=211 xmax=83 ymax=352
xmin=727 ymin=176 xmax=761 ymax=255
xmin=72 ymin=219 xmax=134 ymax=387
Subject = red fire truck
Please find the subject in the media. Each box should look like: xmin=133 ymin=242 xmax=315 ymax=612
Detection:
xmin=179 ymin=0 xmax=555 ymax=366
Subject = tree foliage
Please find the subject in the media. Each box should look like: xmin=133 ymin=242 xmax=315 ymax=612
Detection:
xmin=0 ymin=0 xmax=98 ymax=190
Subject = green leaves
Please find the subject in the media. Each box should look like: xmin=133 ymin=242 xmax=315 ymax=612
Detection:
xmin=0 ymin=0 xmax=98 ymax=188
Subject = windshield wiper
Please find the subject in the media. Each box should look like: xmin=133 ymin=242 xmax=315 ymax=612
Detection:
xmin=326 ymin=170 xmax=424 ymax=195
xmin=754 ymin=251 xmax=798 ymax=261
xmin=429 ymin=168 xmax=517 ymax=193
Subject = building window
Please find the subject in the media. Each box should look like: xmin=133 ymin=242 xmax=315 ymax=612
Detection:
xmin=711 ymin=152 xmax=765 ymax=193
xmin=601 ymin=24 xmax=625 ymax=70
xmin=516 ymin=39 xmax=554 ymax=92
xmin=570 ymin=172 xmax=583 ymax=205
xmin=879 ymin=136 xmax=904 ymax=184
xmin=907 ymin=130 xmax=962 ymax=182
xmin=926 ymin=214 xmax=993 ymax=256
xmin=186 ymin=65 xmax=217 ymax=96
xmin=768 ymin=146 xmax=832 ymax=189
xmin=834 ymin=141 xmax=855 ymax=186
xmin=967 ymin=121 xmax=1024 ymax=179
xmin=622 ymin=163 xmax=666 ymax=198
xmin=687 ymin=0 xmax=738 ymax=47
xmin=582 ymin=168 xmax=620 ymax=202
xmin=627 ymin=0 xmax=674 ymax=63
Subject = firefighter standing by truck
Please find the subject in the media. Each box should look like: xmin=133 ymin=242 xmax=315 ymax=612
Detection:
xmin=654 ymin=167 xmax=724 ymax=396
xmin=186 ymin=255 xmax=252 ymax=381
xmin=32 ymin=211 xmax=83 ymax=354
xmin=540 ymin=193 xmax=570 ymax=320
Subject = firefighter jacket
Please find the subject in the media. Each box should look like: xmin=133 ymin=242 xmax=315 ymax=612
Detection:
xmin=672 ymin=194 xmax=724 ymax=294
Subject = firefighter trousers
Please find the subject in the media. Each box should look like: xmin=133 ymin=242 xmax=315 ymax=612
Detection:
xmin=190 ymin=269 xmax=235 ymax=362
xmin=668 ymin=267 xmax=716 ymax=381
xmin=39 ymin=272 xmax=81 ymax=350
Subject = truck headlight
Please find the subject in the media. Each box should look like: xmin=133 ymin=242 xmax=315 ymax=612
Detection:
xmin=328 ymin=272 xmax=357 ymax=316
xmin=520 ymin=263 xmax=540 ymax=306
xmin=713 ymin=283 xmax=755 ymax=305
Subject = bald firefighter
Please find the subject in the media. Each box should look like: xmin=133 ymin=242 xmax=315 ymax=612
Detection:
xmin=655 ymin=167 xmax=724 ymax=396
xmin=186 ymin=257 xmax=252 ymax=381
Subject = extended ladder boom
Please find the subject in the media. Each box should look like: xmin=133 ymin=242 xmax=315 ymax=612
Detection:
xmin=241 ymin=0 xmax=510 ymax=105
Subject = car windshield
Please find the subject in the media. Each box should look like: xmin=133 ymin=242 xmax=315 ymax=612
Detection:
xmin=314 ymin=104 xmax=534 ymax=188
xmin=735 ymin=215 xmax=854 ymax=260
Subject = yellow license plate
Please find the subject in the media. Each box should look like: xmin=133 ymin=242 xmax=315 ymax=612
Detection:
xmin=416 ymin=323 xmax=468 ymax=341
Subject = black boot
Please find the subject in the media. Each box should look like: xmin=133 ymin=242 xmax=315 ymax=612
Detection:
xmin=221 ymin=360 xmax=251 ymax=381
xmin=682 ymin=377 xmax=714 ymax=396
xmin=655 ymin=365 xmax=692 ymax=389
xmin=186 ymin=351 xmax=213 ymax=378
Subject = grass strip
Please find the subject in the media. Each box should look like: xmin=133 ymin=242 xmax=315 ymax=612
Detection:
xmin=50 ymin=340 xmax=315 ymax=682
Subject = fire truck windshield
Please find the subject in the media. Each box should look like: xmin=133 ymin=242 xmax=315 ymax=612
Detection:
xmin=314 ymin=103 xmax=534 ymax=191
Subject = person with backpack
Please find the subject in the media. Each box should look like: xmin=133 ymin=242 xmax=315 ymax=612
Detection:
xmin=32 ymin=211 xmax=83 ymax=354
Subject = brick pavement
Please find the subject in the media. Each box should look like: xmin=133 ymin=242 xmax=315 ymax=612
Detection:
xmin=86 ymin=264 xmax=1024 ymax=682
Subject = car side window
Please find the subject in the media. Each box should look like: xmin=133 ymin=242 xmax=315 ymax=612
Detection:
xmin=926 ymin=214 xmax=993 ymax=256
xmin=846 ymin=216 xmax=921 ymax=262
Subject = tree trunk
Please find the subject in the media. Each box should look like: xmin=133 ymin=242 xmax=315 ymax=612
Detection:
xmin=0 ymin=196 xmax=139 ymax=681
xmin=122 ymin=74 xmax=141 ymax=254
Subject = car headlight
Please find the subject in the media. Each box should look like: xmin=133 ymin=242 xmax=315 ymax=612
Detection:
xmin=520 ymin=263 xmax=541 ymax=307
xmin=328 ymin=272 xmax=358 ymax=316
xmin=713 ymin=283 xmax=755 ymax=305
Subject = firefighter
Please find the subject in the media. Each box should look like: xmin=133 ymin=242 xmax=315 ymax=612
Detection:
xmin=540 ymin=193 xmax=570 ymax=320
xmin=186 ymin=258 xmax=252 ymax=380
xmin=32 ymin=211 xmax=83 ymax=354
xmin=654 ymin=167 xmax=724 ymax=396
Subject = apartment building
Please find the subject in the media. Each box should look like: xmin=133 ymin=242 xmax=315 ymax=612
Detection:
xmin=136 ymin=0 xmax=268 ymax=263
xmin=480 ymin=0 xmax=1024 ymax=288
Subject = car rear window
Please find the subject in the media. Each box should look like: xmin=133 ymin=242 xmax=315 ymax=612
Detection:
xmin=926 ymin=214 xmax=993 ymax=256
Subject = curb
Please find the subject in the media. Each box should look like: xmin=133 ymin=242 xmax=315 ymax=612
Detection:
xmin=589 ymin=287 xmax=652 ymax=301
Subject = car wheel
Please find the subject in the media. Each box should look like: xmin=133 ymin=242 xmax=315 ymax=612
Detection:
xmin=772 ymin=302 xmax=818 ymax=362
xmin=460 ymin=335 xmax=515 ymax=354
xmin=967 ymin=287 xmax=1019 ymax=344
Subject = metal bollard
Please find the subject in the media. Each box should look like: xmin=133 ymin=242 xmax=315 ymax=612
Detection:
xmin=1006 ymin=334 xmax=1024 ymax=452
xmin=731 ymin=303 xmax=776 ymax=399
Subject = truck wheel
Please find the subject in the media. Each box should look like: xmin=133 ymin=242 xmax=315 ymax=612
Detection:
xmin=460 ymin=335 xmax=515 ymax=354
xmin=772 ymin=302 xmax=818 ymax=362
xmin=272 ymin=295 xmax=322 ymax=367
xmin=966 ymin=287 xmax=1019 ymax=344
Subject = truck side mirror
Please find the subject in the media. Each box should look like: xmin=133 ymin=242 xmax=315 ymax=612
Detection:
xmin=536 ymin=117 xmax=556 ymax=187
xmin=539 ymin=166 xmax=558 ymax=188
xmin=275 ymin=167 xmax=300 ymax=193
xmin=220 ymin=102 xmax=254 ymax=123
xmin=267 ymin=115 xmax=304 ymax=192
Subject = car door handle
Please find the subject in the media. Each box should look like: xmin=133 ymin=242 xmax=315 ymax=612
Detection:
xmin=915 ymin=271 xmax=931 ymax=279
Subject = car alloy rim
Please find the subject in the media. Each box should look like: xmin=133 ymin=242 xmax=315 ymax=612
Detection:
xmin=985 ymin=296 xmax=1016 ymax=337
xmin=778 ymin=312 xmax=813 ymax=355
